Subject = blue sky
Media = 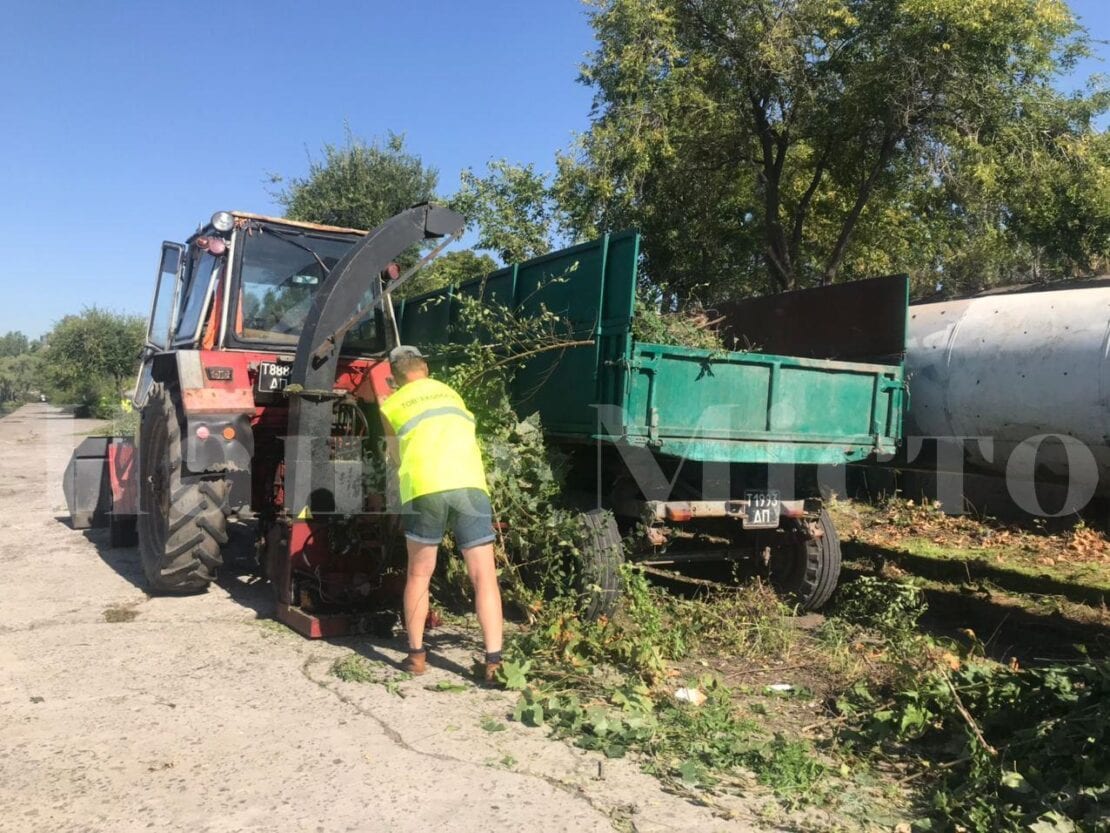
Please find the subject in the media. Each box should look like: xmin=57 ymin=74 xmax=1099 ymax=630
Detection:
xmin=0 ymin=0 xmax=1105 ymax=339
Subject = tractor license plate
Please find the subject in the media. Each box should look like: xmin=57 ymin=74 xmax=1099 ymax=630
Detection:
xmin=257 ymin=361 xmax=292 ymax=394
xmin=744 ymin=490 xmax=781 ymax=528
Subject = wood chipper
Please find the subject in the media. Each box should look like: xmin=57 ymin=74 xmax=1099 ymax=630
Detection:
xmin=64 ymin=208 xmax=907 ymax=636
xmin=64 ymin=204 xmax=467 ymax=636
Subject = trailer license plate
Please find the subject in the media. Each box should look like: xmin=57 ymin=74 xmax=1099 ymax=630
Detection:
xmin=257 ymin=361 xmax=292 ymax=393
xmin=744 ymin=491 xmax=780 ymax=528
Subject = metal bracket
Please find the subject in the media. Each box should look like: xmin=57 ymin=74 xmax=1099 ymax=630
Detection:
xmin=648 ymin=407 xmax=660 ymax=446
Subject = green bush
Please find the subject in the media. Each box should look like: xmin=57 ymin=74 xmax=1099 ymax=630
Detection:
xmin=42 ymin=307 xmax=143 ymax=419
xmin=843 ymin=659 xmax=1110 ymax=831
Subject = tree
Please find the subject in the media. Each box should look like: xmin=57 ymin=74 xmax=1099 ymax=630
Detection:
xmin=0 ymin=331 xmax=29 ymax=358
xmin=274 ymin=130 xmax=439 ymax=231
xmin=43 ymin=308 xmax=145 ymax=415
xmin=0 ymin=353 xmax=41 ymax=404
xmin=556 ymin=0 xmax=1105 ymax=300
xmin=452 ymin=160 xmax=560 ymax=263
xmin=943 ymin=84 xmax=1110 ymax=289
xmin=397 ymin=249 xmax=499 ymax=298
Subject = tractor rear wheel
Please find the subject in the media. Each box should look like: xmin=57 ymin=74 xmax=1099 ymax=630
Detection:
xmin=577 ymin=509 xmax=624 ymax=620
xmin=767 ymin=508 xmax=841 ymax=611
xmin=138 ymin=382 xmax=230 ymax=593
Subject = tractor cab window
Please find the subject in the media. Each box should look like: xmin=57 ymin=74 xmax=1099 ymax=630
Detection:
xmin=173 ymin=248 xmax=219 ymax=346
xmin=235 ymin=226 xmax=382 ymax=353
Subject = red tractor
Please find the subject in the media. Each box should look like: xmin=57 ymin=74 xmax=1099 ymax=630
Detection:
xmin=65 ymin=205 xmax=464 ymax=637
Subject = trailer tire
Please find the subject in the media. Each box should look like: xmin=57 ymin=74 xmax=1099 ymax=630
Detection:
xmin=769 ymin=508 xmax=841 ymax=611
xmin=577 ymin=509 xmax=624 ymax=620
xmin=138 ymin=382 xmax=230 ymax=594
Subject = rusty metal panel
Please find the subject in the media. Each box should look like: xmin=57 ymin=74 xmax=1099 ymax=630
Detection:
xmin=714 ymin=275 xmax=909 ymax=363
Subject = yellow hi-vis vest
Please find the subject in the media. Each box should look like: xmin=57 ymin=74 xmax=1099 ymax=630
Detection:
xmin=379 ymin=377 xmax=489 ymax=503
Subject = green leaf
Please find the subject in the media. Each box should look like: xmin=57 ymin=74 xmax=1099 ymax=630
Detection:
xmin=1028 ymin=811 xmax=1077 ymax=833
xmin=603 ymin=742 xmax=628 ymax=759
xmin=521 ymin=702 xmax=545 ymax=727
xmin=425 ymin=680 xmax=469 ymax=693
xmin=480 ymin=716 xmax=507 ymax=733
xmin=1000 ymin=770 xmax=1032 ymax=794
xmin=899 ymin=704 xmax=928 ymax=735
xmin=677 ymin=759 xmax=704 ymax=786
xmin=498 ymin=660 xmax=531 ymax=691
xmin=585 ymin=706 xmax=612 ymax=737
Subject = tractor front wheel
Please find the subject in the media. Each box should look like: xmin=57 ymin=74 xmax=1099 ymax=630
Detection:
xmin=767 ymin=508 xmax=841 ymax=611
xmin=138 ymin=382 xmax=229 ymax=593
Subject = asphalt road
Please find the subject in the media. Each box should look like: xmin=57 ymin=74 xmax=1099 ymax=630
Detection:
xmin=0 ymin=404 xmax=760 ymax=833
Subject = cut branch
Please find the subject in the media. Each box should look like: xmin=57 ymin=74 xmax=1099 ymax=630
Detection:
xmin=459 ymin=339 xmax=596 ymax=386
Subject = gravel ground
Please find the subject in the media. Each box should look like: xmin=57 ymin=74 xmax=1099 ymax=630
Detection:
xmin=0 ymin=404 xmax=766 ymax=833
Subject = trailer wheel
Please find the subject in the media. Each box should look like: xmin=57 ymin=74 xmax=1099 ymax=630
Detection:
xmin=577 ymin=509 xmax=624 ymax=620
xmin=138 ymin=382 xmax=229 ymax=593
xmin=768 ymin=508 xmax=841 ymax=611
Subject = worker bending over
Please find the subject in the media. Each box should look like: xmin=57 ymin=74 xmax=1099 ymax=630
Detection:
xmin=379 ymin=345 xmax=503 ymax=682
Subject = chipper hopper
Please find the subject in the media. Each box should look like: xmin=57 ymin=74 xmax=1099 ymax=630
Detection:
xmin=65 ymin=209 xmax=907 ymax=635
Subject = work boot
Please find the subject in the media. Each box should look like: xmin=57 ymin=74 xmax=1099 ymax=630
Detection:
xmin=473 ymin=651 xmax=502 ymax=687
xmin=483 ymin=661 xmax=502 ymax=687
xmin=401 ymin=647 xmax=427 ymax=676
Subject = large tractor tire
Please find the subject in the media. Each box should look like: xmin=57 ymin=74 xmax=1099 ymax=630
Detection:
xmin=578 ymin=509 xmax=624 ymax=620
xmin=138 ymin=383 xmax=230 ymax=593
xmin=768 ymin=508 xmax=841 ymax=611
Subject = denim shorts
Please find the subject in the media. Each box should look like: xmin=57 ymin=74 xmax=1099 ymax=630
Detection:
xmin=401 ymin=488 xmax=496 ymax=550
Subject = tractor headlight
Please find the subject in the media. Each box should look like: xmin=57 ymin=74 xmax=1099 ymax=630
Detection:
xmin=211 ymin=211 xmax=235 ymax=233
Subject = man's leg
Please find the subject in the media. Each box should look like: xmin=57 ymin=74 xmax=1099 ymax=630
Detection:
xmin=462 ymin=542 xmax=502 ymax=655
xmin=404 ymin=541 xmax=438 ymax=652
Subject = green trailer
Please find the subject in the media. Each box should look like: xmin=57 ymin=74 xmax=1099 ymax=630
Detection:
xmin=397 ymin=230 xmax=907 ymax=610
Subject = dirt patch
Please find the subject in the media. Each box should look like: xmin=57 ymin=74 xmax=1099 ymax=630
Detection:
xmin=102 ymin=605 xmax=139 ymax=623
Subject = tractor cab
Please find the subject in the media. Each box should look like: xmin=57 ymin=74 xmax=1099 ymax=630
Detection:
xmin=135 ymin=212 xmax=382 ymax=409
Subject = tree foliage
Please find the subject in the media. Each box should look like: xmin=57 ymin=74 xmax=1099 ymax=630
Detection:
xmin=0 ymin=331 xmax=31 ymax=358
xmin=453 ymin=160 xmax=560 ymax=263
xmin=0 ymin=353 xmax=41 ymax=405
xmin=396 ymin=249 xmax=498 ymax=299
xmin=43 ymin=307 xmax=144 ymax=415
xmin=274 ymin=130 xmax=439 ymax=232
xmin=555 ymin=0 xmax=1107 ymax=300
